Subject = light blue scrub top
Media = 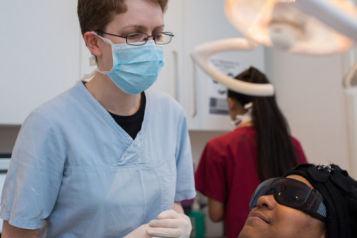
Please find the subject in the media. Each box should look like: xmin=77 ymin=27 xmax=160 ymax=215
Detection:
xmin=0 ymin=82 xmax=196 ymax=238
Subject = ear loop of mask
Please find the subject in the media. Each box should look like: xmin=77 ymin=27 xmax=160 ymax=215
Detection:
xmin=231 ymin=102 xmax=253 ymax=126
xmin=81 ymin=56 xmax=97 ymax=81
xmin=81 ymin=32 xmax=115 ymax=81
xmin=80 ymin=32 xmax=158 ymax=81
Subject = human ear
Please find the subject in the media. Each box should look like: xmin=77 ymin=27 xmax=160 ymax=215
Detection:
xmin=227 ymin=97 xmax=235 ymax=110
xmin=84 ymin=32 xmax=102 ymax=57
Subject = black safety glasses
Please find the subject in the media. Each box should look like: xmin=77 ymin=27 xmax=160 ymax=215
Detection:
xmin=249 ymin=177 xmax=327 ymax=221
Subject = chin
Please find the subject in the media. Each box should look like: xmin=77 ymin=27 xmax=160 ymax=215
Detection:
xmin=238 ymin=226 xmax=257 ymax=238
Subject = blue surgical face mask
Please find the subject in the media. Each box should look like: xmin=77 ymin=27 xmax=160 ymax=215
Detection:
xmin=93 ymin=32 xmax=164 ymax=95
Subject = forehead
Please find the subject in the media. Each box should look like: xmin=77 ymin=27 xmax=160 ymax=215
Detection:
xmin=286 ymin=175 xmax=314 ymax=189
xmin=126 ymin=0 xmax=162 ymax=15
xmin=105 ymin=0 xmax=164 ymax=33
xmin=117 ymin=0 xmax=163 ymax=25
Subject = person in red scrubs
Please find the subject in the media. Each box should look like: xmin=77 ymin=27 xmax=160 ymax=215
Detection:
xmin=195 ymin=67 xmax=308 ymax=238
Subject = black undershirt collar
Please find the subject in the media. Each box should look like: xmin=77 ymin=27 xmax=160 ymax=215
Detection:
xmin=82 ymin=81 xmax=146 ymax=140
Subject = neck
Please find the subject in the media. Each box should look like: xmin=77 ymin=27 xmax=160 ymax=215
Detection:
xmin=85 ymin=72 xmax=141 ymax=116
xmin=240 ymin=120 xmax=253 ymax=127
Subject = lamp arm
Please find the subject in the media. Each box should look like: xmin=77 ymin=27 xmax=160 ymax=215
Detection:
xmin=190 ymin=38 xmax=274 ymax=96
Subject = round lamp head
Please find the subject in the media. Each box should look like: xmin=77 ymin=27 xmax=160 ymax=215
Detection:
xmin=225 ymin=0 xmax=354 ymax=55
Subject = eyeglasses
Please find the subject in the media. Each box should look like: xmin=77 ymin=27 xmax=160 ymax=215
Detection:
xmin=249 ymin=177 xmax=327 ymax=221
xmin=96 ymin=31 xmax=174 ymax=46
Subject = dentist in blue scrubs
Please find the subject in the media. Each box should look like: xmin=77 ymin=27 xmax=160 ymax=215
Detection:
xmin=0 ymin=0 xmax=195 ymax=237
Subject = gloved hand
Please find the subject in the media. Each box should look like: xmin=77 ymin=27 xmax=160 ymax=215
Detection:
xmin=124 ymin=224 xmax=153 ymax=238
xmin=147 ymin=210 xmax=192 ymax=238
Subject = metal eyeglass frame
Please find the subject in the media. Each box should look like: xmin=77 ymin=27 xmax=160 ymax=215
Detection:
xmin=96 ymin=31 xmax=174 ymax=46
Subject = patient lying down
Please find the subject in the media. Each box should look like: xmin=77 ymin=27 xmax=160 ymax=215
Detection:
xmin=239 ymin=164 xmax=357 ymax=238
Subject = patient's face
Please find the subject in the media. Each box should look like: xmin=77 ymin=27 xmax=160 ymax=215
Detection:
xmin=239 ymin=175 xmax=326 ymax=238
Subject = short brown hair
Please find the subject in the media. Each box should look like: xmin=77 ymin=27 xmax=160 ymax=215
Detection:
xmin=78 ymin=0 xmax=168 ymax=36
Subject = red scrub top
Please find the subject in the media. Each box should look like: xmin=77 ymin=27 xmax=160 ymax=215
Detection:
xmin=195 ymin=126 xmax=307 ymax=238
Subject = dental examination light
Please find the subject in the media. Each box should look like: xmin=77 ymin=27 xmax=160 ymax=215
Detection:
xmin=297 ymin=0 xmax=357 ymax=42
xmin=296 ymin=0 xmax=357 ymax=93
xmin=191 ymin=38 xmax=274 ymax=96
xmin=295 ymin=0 xmax=357 ymax=93
xmin=191 ymin=0 xmax=357 ymax=95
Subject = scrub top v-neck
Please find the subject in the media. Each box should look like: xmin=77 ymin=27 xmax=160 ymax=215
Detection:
xmin=108 ymin=91 xmax=146 ymax=140
xmin=83 ymin=81 xmax=146 ymax=140
xmin=0 ymin=82 xmax=196 ymax=238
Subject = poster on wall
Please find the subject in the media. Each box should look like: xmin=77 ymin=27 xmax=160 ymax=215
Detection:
xmin=209 ymin=58 xmax=242 ymax=115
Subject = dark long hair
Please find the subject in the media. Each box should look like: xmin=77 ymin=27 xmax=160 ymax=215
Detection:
xmin=228 ymin=67 xmax=299 ymax=181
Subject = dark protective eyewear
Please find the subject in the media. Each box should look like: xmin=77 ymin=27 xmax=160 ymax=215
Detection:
xmin=249 ymin=177 xmax=327 ymax=221
xmin=96 ymin=31 xmax=174 ymax=46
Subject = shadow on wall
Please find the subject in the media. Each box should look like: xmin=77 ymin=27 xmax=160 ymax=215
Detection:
xmin=189 ymin=130 xmax=227 ymax=167
xmin=0 ymin=126 xmax=21 ymax=153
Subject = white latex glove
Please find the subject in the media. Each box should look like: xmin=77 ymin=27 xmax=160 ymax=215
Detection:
xmin=124 ymin=224 xmax=153 ymax=238
xmin=147 ymin=210 xmax=192 ymax=238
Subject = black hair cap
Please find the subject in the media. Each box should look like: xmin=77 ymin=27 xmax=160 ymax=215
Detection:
xmin=285 ymin=164 xmax=357 ymax=238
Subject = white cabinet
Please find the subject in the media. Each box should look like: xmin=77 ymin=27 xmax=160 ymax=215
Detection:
xmin=0 ymin=1 xmax=81 ymax=125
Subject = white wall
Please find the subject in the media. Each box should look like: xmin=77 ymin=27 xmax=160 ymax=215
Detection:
xmin=189 ymin=130 xmax=227 ymax=167
xmin=265 ymin=48 xmax=351 ymax=174
xmin=343 ymin=46 xmax=357 ymax=180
